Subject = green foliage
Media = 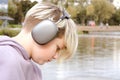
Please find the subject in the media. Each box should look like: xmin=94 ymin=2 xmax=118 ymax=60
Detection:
xmin=0 ymin=20 xmax=3 ymax=25
xmin=75 ymin=1 xmax=87 ymax=25
xmin=90 ymin=0 xmax=115 ymax=24
xmin=86 ymin=5 xmax=94 ymax=16
xmin=8 ymin=24 xmax=22 ymax=28
xmin=7 ymin=0 xmax=120 ymax=25
xmin=108 ymin=9 xmax=120 ymax=25
xmin=8 ymin=0 xmax=37 ymax=24
xmin=0 ymin=28 xmax=21 ymax=37
xmin=67 ymin=5 xmax=77 ymax=18
xmin=58 ymin=0 xmax=116 ymax=25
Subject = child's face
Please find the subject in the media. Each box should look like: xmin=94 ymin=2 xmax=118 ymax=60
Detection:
xmin=31 ymin=37 xmax=65 ymax=65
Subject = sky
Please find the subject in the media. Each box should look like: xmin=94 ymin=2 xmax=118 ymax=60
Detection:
xmin=0 ymin=0 xmax=8 ymax=4
xmin=113 ymin=0 xmax=120 ymax=9
xmin=0 ymin=0 xmax=8 ymax=12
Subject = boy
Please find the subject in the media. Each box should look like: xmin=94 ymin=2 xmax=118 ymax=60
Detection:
xmin=0 ymin=2 xmax=78 ymax=80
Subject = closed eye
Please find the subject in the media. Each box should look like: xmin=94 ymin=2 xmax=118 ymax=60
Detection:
xmin=57 ymin=45 xmax=60 ymax=51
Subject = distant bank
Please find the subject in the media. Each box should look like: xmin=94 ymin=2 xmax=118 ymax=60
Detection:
xmin=77 ymin=26 xmax=120 ymax=32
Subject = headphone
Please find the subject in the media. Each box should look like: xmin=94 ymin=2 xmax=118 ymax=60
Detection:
xmin=32 ymin=20 xmax=58 ymax=45
xmin=31 ymin=9 xmax=70 ymax=45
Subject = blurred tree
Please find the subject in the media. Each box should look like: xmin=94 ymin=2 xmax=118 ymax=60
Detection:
xmin=8 ymin=0 xmax=118 ymax=25
xmin=90 ymin=0 xmax=115 ymax=24
xmin=108 ymin=9 xmax=120 ymax=25
xmin=67 ymin=5 xmax=77 ymax=18
xmin=75 ymin=0 xmax=88 ymax=25
xmin=8 ymin=0 xmax=17 ymax=23
xmin=8 ymin=0 xmax=37 ymax=24
xmin=86 ymin=4 xmax=95 ymax=20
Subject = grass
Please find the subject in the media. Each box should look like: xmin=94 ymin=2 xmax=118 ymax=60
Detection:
xmin=7 ymin=24 xmax=22 ymax=28
xmin=0 ymin=28 xmax=21 ymax=37
xmin=0 ymin=24 xmax=22 ymax=37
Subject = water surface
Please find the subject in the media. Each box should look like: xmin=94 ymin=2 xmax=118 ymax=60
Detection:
xmin=40 ymin=33 xmax=120 ymax=80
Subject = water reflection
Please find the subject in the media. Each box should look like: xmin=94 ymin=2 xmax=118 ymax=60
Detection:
xmin=40 ymin=34 xmax=120 ymax=80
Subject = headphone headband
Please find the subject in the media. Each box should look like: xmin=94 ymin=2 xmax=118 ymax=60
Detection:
xmin=61 ymin=8 xmax=70 ymax=20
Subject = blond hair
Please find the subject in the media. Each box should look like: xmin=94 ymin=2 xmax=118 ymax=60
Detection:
xmin=56 ymin=19 xmax=78 ymax=61
xmin=23 ymin=2 xmax=78 ymax=61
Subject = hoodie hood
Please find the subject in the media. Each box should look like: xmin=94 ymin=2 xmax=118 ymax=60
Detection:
xmin=0 ymin=36 xmax=29 ymax=60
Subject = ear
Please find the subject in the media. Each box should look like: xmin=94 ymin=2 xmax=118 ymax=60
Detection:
xmin=31 ymin=20 xmax=58 ymax=45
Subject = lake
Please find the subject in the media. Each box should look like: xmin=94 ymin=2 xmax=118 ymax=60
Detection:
xmin=40 ymin=32 xmax=120 ymax=80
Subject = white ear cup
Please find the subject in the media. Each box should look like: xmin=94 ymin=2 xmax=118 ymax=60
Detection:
xmin=31 ymin=20 xmax=58 ymax=45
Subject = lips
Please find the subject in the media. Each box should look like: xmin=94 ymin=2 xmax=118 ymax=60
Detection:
xmin=47 ymin=59 xmax=52 ymax=62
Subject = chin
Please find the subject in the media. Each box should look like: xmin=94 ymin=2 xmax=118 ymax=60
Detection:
xmin=38 ymin=61 xmax=45 ymax=65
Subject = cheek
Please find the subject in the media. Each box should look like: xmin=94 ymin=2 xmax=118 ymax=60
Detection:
xmin=31 ymin=49 xmax=42 ymax=63
xmin=31 ymin=45 xmax=57 ymax=63
xmin=31 ymin=46 xmax=45 ymax=63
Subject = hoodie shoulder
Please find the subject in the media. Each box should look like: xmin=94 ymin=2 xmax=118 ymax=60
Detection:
xmin=0 ymin=45 xmax=20 ymax=64
xmin=0 ymin=36 xmax=29 ymax=60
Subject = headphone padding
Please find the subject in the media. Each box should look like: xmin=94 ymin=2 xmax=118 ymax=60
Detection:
xmin=32 ymin=20 xmax=58 ymax=45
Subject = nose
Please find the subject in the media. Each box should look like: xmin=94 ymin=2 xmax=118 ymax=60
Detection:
xmin=53 ymin=53 xmax=59 ymax=59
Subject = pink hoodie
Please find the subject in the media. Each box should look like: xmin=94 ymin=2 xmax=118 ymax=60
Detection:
xmin=0 ymin=36 xmax=42 ymax=80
